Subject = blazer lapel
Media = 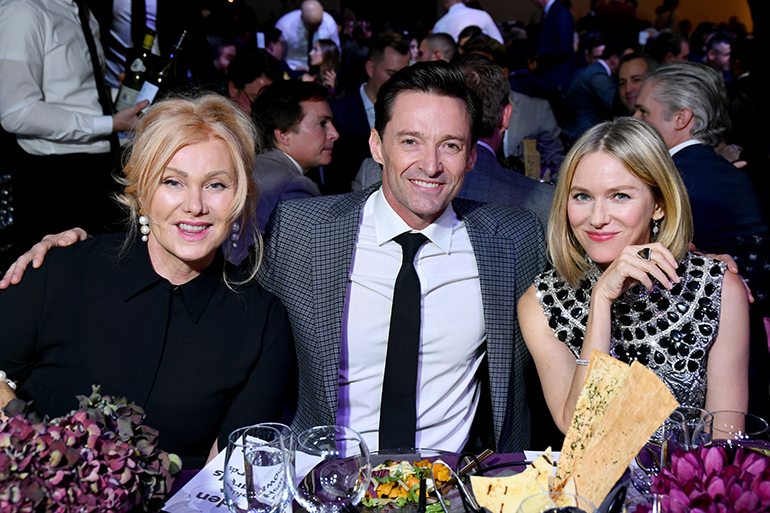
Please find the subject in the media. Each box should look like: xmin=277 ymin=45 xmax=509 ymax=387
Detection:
xmin=454 ymin=199 xmax=519 ymax=449
xmin=310 ymin=187 xmax=377 ymax=421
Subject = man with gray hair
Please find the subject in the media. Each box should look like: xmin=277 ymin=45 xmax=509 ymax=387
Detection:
xmin=634 ymin=62 xmax=766 ymax=260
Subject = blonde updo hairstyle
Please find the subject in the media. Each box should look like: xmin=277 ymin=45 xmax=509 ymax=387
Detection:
xmin=117 ymin=94 xmax=260 ymax=279
xmin=548 ymin=117 xmax=693 ymax=286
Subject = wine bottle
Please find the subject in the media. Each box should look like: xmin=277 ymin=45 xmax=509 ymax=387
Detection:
xmin=115 ymin=30 xmax=158 ymax=111
xmin=136 ymin=30 xmax=188 ymax=108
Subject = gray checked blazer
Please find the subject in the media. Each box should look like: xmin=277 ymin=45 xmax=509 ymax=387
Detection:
xmin=257 ymin=185 xmax=546 ymax=452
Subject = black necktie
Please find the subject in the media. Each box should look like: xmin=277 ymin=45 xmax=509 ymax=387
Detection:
xmin=74 ymin=0 xmax=119 ymax=154
xmin=131 ymin=0 xmax=147 ymax=51
xmin=379 ymin=232 xmax=428 ymax=450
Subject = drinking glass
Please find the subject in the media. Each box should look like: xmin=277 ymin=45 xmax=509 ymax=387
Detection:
xmin=660 ymin=410 xmax=687 ymax=470
xmin=287 ymin=425 xmax=372 ymax=513
xmin=224 ymin=425 xmax=289 ymax=513
xmin=703 ymin=410 xmax=770 ymax=448
xmin=517 ymin=492 xmax=596 ymax=513
xmin=675 ymin=406 xmax=712 ymax=449
xmin=624 ymin=493 xmax=688 ymax=513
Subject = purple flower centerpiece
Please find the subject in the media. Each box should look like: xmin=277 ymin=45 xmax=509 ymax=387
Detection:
xmin=651 ymin=445 xmax=770 ymax=513
xmin=0 ymin=386 xmax=182 ymax=512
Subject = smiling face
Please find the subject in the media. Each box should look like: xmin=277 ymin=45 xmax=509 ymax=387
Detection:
xmin=619 ymin=58 xmax=649 ymax=111
xmin=278 ymin=99 xmax=338 ymax=171
xmin=567 ymin=152 xmax=664 ymax=269
xmin=147 ymin=138 xmax=237 ymax=282
xmin=370 ymin=91 xmax=476 ymax=230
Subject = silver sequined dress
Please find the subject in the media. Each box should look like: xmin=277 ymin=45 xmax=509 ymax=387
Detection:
xmin=534 ymin=252 xmax=727 ymax=408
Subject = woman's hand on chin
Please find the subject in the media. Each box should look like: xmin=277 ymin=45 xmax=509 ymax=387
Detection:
xmin=592 ymin=242 xmax=680 ymax=305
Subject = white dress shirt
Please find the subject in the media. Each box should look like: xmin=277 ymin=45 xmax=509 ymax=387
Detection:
xmin=432 ymin=3 xmax=503 ymax=44
xmin=275 ymin=9 xmax=341 ymax=71
xmin=0 ymin=0 xmax=113 ymax=155
xmin=669 ymin=139 xmax=702 ymax=156
xmin=339 ymin=189 xmax=486 ymax=452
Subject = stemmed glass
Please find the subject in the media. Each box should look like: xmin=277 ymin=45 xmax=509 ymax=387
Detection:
xmin=224 ymin=425 xmax=290 ymax=513
xmin=702 ymin=410 xmax=770 ymax=448
xmin=287 ymin=425 xmax=372 ymax=513
xmin=660 ymin=406 xmax=712 ymax=469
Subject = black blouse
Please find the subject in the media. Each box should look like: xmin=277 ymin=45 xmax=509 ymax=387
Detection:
xmin=0 ymin=234 xmax=295 ymax=469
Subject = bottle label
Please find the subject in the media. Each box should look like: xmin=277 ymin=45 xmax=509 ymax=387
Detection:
xmin=129 ymin=58 xmax=146 ymax=73
xmin=115 ymin=86 xmax=141 ymax=111
xmin=136 ymin=82 xmax=160 ymax=112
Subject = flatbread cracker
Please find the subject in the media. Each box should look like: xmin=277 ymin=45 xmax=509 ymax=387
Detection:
xmin=555 ymin=351 xmax=629 ymax=487
xmin=573 ymin=360 xmax=679 ymax=506
xmin=470 ymin=450 xmax=555 ymax=513
xmin=470 ymin=467 xmax=546 ymax=513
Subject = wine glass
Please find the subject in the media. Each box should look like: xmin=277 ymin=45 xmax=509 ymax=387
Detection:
xmin=703 ymin=410 xmax=770 ymax=448
xmin=287 ymin=425 xmax=372 ymax=513
xmin=224 ymin=425 xmax=289 ymax=513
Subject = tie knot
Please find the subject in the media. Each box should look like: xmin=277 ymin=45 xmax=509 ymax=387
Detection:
xmin=394 ymin=232 xmax=428 ymax=263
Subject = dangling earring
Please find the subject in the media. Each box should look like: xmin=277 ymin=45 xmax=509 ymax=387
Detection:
xmin=652 ymin=218 xmax=662 ymax=236
xmin=230 ymin=221 xmax=240 ymax=249
xmin=139 ymin=211 xmax=150 ymax=242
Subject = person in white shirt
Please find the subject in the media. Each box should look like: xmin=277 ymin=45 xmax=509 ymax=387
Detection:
xmin=432 ymin=0 xmax=503 ymax=44
xmin=0 ymin=0 xmax=146 ymax=259
xmin=275 ymin=0 xmax=340 ymax=72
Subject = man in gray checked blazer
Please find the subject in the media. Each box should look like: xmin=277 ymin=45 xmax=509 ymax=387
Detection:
xmin=257 ymin=62 xmax=547 ymax=453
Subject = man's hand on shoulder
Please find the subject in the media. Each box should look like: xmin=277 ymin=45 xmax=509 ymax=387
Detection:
xmin=0 ymin=228 xmax=89 ymax=289
xmin=688 ymin=243 xmax=754 ymax=304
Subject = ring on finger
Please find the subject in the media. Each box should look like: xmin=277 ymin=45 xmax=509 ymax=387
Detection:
xmin=637 ymin=247 xmax=651 ymax=261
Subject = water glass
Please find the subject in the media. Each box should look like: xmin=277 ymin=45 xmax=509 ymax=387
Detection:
xmin=287 ymin=425 xmax=372 ymax=513
xmin=224 ymin=425 xmax=289 ymax=513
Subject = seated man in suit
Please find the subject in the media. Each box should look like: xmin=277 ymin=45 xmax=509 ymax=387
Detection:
xmin=353 ymin=55 xmax=555 ymax=229
xmin=326 ymin=31 xmax=410 ymax=194
xmin=227 ymin=80 xmax=338 ymax=264
xmin=259 ymin=61 xmax=546 ymax=453
xmin=634 ymin=62 xmax=767 ymax=253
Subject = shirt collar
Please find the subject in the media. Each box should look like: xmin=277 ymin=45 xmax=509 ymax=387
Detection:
xmin=597 ymin=59 xmax=611 ymax=76
xmin=281 ymin=151 xmax=304 ymax=175
xmin=117 ymin=239 xmax=224 ymax=323
xmin=371 ymin=188 xmax=455 ymax=254
xmin=360 ymin=83 xmax=376 ymax=130
xmin=669 ymin=139 xmax=701 ymax=156
xmin=476 ymin=140 xmax=495 ymax=158
xmin=544 ymin=0 xmax=556 ymax=15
